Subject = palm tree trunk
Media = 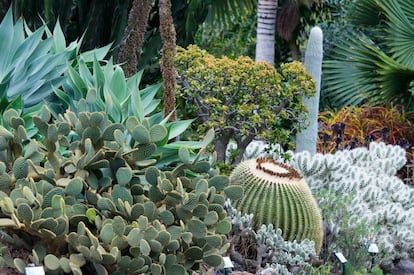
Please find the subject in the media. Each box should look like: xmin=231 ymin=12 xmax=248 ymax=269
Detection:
xmin=117 ymin=0 xmax=153 ymax=78
xmin=255 ymin=0 xmax=278 ymax=65
xmin=159 ymin=0 xmax=177 ymax=122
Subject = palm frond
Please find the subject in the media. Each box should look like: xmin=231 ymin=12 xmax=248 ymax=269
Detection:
xmin=347 ymin=0 xmax=382 ymax=26
xmin=323 ymin=32 xmax=414 ymax=110
xmin=203 ymin=0 xmax=256 ymax=27
xmin=377 ymin=0 xmax=414 ymax=67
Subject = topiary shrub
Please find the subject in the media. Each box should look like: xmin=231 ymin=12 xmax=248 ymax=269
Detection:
xmin=229 ymin=158 xmax=323 ymax=254
xmin=0 ymin=106 xmax=243 ymax=274
xmin=175 ymin=45 xmax=315 ymax=165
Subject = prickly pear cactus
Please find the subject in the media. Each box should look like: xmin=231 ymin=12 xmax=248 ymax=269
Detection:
xmin=229 ymin=158 xmax=323 ymax=253
xmin=0 ymin=106 xmax=243 ymax=274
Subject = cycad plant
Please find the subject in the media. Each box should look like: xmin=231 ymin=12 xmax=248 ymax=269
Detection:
xmin=323 ymin=0 xmax=414 ymax=110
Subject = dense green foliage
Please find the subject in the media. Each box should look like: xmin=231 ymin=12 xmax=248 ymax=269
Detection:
xmin=175 ymin=45 xmax=315 ymax=165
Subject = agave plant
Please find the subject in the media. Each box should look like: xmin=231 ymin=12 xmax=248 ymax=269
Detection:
xmin=53 ymin=54 xmax=203 ymax=169
xmin=323 ymin=0 xmax=414 ymax=110
xmin=0 ymin=9 xmax=72 ymax=108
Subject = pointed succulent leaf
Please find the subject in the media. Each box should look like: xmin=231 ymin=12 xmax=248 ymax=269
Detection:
xmin=39 ymin=105 xmax=51 ymax=123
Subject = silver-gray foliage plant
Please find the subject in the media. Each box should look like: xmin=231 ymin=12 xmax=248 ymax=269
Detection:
xmin=289 ymin=142 xmax=414 ymax=261
xmin=225 ymin=200 xmax=317 ymax=274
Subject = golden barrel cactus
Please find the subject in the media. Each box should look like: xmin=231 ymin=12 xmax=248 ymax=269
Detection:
xmin=230 ymin=158 xmax=323 ymax=253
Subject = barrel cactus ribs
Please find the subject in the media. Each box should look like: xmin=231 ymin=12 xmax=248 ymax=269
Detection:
xmin=229 ymin=158 xmax=323 ymax=253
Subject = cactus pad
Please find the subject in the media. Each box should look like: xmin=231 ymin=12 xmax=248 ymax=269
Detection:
xmin=13 ymin=157 xmax=29 ymax=179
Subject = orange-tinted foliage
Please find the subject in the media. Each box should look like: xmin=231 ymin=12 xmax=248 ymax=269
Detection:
xmin=317 ymin=105 xmax=414 ymax=184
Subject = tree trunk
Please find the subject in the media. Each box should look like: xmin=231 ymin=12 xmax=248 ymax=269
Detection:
xmin=117 ymin=0 xmax=153 ymax=78
xmin=234 ymin=133 xmax=256 ymax=165
xmin=159 ymin=0 xmax=177 ymax=122
xmin=214 ymin=135 xmax=231 ymax=163
xmin=255 ymin=0 xmax=278 ymax=65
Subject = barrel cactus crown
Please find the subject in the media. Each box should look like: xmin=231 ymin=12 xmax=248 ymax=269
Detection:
xmin=230 ymin=158 xmax=323 ymax=253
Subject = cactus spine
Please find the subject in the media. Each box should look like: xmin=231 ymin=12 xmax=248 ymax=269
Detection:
xmin=296 ymin=26 xmax=323 ymax=154
xmin=230 ymin=158 xmax=323 ymax=253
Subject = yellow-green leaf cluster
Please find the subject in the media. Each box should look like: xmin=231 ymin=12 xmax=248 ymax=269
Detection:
xmin=175 ymin=45 xmax=315 ymax=152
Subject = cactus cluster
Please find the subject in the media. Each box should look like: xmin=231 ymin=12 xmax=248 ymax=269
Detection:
xmin=256 ymin=224 xmax=317 ymax=274
xmin=289 ymin=142 xmax=414 ymax=261
xmin=0 ymin=106 xmax=243 ymax=274
xmin=224 ymin=199 xmax=317 ymax=274
xmin=229 ymin=158 xmax=323 ymax=254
